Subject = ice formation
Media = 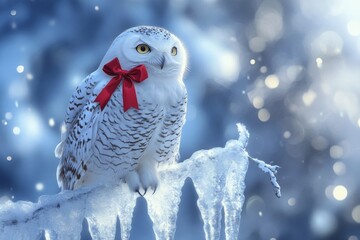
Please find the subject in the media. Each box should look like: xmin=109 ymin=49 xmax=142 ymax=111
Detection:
xmin=0 ymin=123 xmax=281 ymax=240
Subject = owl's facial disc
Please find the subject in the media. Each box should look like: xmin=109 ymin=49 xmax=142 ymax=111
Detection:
xmin=116 ymin=32 xmax=186 ymax=78
xmin=133 ymin=39 xmax=180 ymax=71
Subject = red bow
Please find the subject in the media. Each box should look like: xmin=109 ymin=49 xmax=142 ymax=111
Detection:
xmin=94 ymin=58 xmax=148 ymax=112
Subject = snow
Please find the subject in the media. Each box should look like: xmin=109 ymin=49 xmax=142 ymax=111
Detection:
xmin=0 ymin=123 xmax=281 ymax=240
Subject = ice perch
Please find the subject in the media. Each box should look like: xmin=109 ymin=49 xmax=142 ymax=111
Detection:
xmin=0 ymin=123 xmax=281 ymax=240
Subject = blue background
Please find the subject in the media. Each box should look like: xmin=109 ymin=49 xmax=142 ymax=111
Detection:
xmin=1 ymin=0 xmax=360 ymax=239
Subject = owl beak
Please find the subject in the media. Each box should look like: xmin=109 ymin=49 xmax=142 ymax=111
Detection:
xmin=160 ymin=55 xmax=166 ymax=70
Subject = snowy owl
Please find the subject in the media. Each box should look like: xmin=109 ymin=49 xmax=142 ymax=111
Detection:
xmin=55 ymin=26 xmax=187 ymax=194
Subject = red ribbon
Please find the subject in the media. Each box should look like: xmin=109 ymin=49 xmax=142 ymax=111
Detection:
xmin=94 ymin=58 xmax=148 ymax=112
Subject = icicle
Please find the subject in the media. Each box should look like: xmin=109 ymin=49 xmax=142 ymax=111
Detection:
xmin=222 ymin=124 xmax=250 ymax=240
xmin=190 ymin=150 xmax=226 ymax=240
xmin=115 ymin=183 xmax=138 ymax=240
xmin=190 ymin=123 xmax=250 ymax=240
xmin=85 ymin=186 xmax=118 ymax=240
xmin=222 ymin=161 xmax=248 ymax=240
xmin=146 ymin=163 xmax=187 ymax=240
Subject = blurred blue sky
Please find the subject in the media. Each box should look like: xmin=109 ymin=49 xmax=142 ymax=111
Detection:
xmin=1 ymin=0 xmax=360 ymax=239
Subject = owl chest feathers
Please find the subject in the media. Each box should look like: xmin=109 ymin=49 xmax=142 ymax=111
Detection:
xmin=138 ymin=75 xmax=186 ymax=106
xmin=90 ymin=73 xmax=187 ymax=173
xmin=93 ymin=69 xmax=186 ymax=106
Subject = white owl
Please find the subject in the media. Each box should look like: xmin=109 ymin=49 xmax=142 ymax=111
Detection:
xmin=55 ymin=26 xmax=187 ymax=194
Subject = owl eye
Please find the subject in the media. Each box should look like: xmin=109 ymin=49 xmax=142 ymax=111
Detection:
xmin=136 ymin=44 xmax=151 ymax=54
xmin=171 ymin=47 xmax=177 ymax=56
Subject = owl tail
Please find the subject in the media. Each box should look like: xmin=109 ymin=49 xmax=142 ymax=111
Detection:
xmin=55 ymin=141 xmax=65 ymax=159
xmin=55 ymin=122 xmax=69 ymax=159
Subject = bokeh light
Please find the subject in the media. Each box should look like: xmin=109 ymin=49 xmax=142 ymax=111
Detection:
xmin=252 ymin=96 xmax=264 ymax=109
xmin=352 ymin=205 xmax=360 ymax=223
xmin=347 ymin=20 xmax=360 ymax=36
xmin=258 ymin=108 xmax=270 ymax=122
xmin=330 ymin=145 xmax=344 ymax=159
xmin=16 ymin=65 xmax=24 ymax=73
xmin=283 ymin=131 xmax=291 ymax=139
xmin=26 ymin=73 xmax=34 ymax=81
xmin=310 ymin=209 xmax=337 ymax=237
xmin=302 ymin=90 xmax=317 ymax=106
xmin=48 ymin=118 xmax=55 ymax=127
xmin=332 ymin=185 xmax=348 ymax=201
xmin=35 ymin=182 xmax=44 ymax=192
xmin=12 ymin=126 xmax=21 ymax=135
xmin=5 ymin=112 xmax=13 ymax=120
xmin=287 ymin=197 xmax=296 ymax=206
xmin=264 ymin=74 xmax=279 ymax=89
xmin=333 ymin=161 xmax=346 ymax=176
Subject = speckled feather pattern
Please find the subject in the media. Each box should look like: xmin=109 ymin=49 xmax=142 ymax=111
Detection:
xmin=129 ymin=26 xmax=171 ymax=40
xmin=57 ymin=74 xmax=101 ymax=190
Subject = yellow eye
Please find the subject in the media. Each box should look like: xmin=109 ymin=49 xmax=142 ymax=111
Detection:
xmin=171 ymin=46 xmax=177 ymax=56
xmin=136 ymin=44 xmax=150 ymax=54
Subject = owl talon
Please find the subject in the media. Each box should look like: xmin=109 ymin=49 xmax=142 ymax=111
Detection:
xmin=136 ymin=190 xmax=143 ymax=197
xmin=143 ymin=188 xmax=147 ymax=196
xmin=152 ymin=187 xmax=157 ymax=195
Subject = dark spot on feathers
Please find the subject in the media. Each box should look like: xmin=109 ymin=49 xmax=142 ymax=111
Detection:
xmin=81 ymin=162 xmax=87 ymax=171
xmin=130 ymin=26 xmax=171 ymax=40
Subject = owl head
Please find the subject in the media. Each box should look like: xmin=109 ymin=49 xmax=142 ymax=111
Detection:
xmin=100 ymin=26 xmax=187 ymax=80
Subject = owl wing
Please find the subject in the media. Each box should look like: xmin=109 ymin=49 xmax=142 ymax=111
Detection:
xmin=55 ymin=74 xmax=98 ymax=158
xmin=55 ymin=73 xmax=102 ymax=190
xmin=154 ymin=93 xmax=187 ymax=163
